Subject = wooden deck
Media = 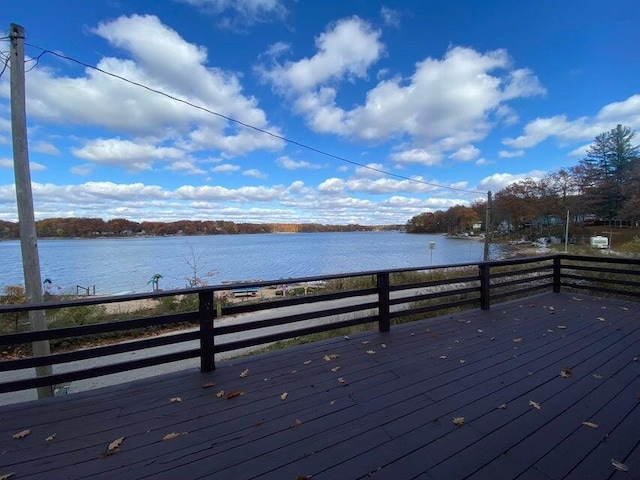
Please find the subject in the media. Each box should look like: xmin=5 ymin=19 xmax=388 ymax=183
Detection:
xmin=1 ymin=292 xmax=638 ymax=480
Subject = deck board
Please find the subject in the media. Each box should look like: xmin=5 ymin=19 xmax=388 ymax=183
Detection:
xmin=0 ymin=292 xmax=638 ymax=480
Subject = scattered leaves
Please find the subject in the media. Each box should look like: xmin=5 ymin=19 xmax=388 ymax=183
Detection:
xmin=170 ymin=397 xmax=182 ymax=403
xmin=202 ymin=381 xmax=215 ymax=389
xmin=0 ymin=473 xmax=15 ymax=480
xmin=331 ymin=366 xmax=341 ymax=372
xmin=362 ymin=341 xmax=370 ymax=345
xmin=344 ymin=335 xmax=350 ymax=340
xmin=560 ymin=367 xmax=572 ymax=378
xmin=216 ymin=390 xmax=225 ymax=398
xmin=572 ymin=296 xmax=583 ymax=301
xmin=597 ymin=317 xmax=606 ymax=322
xmin=280 ymin=392 xmax=288 ymax=401
xmin=439 ymin=355 xmax=447 ymax=360
xmin=529 ymin=400 xmax=541 ymax=410
xmin=452 ymin=417 xmax=465 ymax=426
xmin=366 ymin=350 xmax=376 ymax=355
xmin=593 ymin=374 xmax=603 ymax=379
xmin=547 ymin=329 xmax=554 ymax=333
xmin=513 ymin=338 xmax=523 ymax=343
xmin=459 ymin=359 xmax=466 ymax=364
xmin=477 ymin=329 xmax=484 ymax=333
xmin=497 ymin=404 xmax=507 ymax=409
xmin=549 ymin=306 xmax=555 ymax=312
xmin=12 ymin=430 xmax=30 ymax=440
xmin=240 ymin=369 xmax=249 ymax=378
xmin=337 ymin=377 xmax=346 ymax=384
xmin=226 ymin=389 xmax=243 ymax=399
xmin=324 ymin=354 xmax=339 ymax=361
xmin=381 ymin=343 xmax=387 ymax=348
xmin=303 ymin=360 xmax=312 ymax=365
xmin=290 ymin=370 xmax=298 ymax=374
xmin=45 ymin=433 xmax=56 ymax=442
xmin=163 ymin=432 xmax=187 ymax=441
xmin=582 ymin=421 xmax=599 ymax=429
xmin=611 ymin=459 xmax=629 ymax=472
xmin=293 ymin=419 xmax=303 ymax=426
xmin=557 ymin=325 xmax=567 ymax=329
xmin=330 ymin=400 xmax=336 ymax=405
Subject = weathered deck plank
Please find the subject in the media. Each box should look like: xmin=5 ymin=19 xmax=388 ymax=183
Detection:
xmin=0 ymin=292 xmax=638 ymax=480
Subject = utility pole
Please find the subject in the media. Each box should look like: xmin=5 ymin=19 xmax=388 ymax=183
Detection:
xmin=483 ymin=191 xmax=492 ymax=262
xmin=10 ymin=23 xmax=53 ymax=398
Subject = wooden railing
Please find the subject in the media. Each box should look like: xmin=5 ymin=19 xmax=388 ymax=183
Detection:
xmin=1 ymin=254 xmax=638 ymax=394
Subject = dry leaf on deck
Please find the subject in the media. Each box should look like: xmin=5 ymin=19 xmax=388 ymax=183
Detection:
xmin=452 ymin=417 xmax=465 ymax=426
xmin=303 ymin=360 xmax=312 ymax=365
xmin=170 ymin=397 xmax=182 ymax=403
xmin=477 ymin=329 xmax=484 ymax=333
xmin=324 ymin=354 xmax=339 ymax=361
xmin=597 ymin=317 xmax=606 ymax=322
xmin=297 ymin=475 xmax=311 ymax=480
xmin=529 ymin=400 xmax=541 ymax=410
xmin=572 ymin=296 xmax=583 ymax=301
xmin=460 ymin=359 xmax=466 ymax=364
xmin=330 ymin=400 xmax=336 ymax=405
xmin=290 ymin=370 xmax=298 ymax=374
xmin=513 ymin=338 xmax=523 ymax=343
xmin=497 ymin=404 xmax=507 ymax=409
xmin=593 ymin=374 xmax=603 ymax=379
xmin=45 ymin=433 xmax=56 ymax=442
xmin=557 ymin=325 xmax=567 ymax=329
xmin=12 ymin=430 xmax=30 ymax=440
xmin=560 ymin=368 xmax=572 ymax=378
xmin=381 ymin=343 xmax=387 ymax=348
xmin=611 ymin=459 xmax=629 ymax=472
xmin=331 ymin=366 xmax=341 ymax=372
xmin=103 ymin=436 xmax=125 ymax=456
xmin=338 ymin=377 xmax=346 ymax=384
xmin=344 ymin=335 xmax=350 ymax=340
xmin=280 ymin=392 xmax=288 ymax=401
xmin=0 ymin=473 xmax=15 ymax=480
xmin=226 ymin=389 xmax=243 ymax=399
xmin=294 ymin=419 xmax=303 ymax=426
xmin=240 ymin=369 xmax=249 ymax=378
xmin=439 ymin=355 xmax=447 ymax=360
xmin=163 ymin=432 xmax=187 ymax=441
xmin=216 ymin=390 xmax=225 ymax=398
xmin=366 ymin=350 xmax=376 ymax=355
xmin=202 ymin=382 xmax=215 ymax=389
xmin=362 ymin=341 xmax=370 ymax=345
xmin=582 ymin=421 xmax=599 ymax=429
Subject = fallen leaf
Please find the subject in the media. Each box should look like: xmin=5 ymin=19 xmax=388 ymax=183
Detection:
xmin=582 ymin=421 xmax=599 ymax=429
xmin=454 ymin=340 xmax=460 ymax=344
xmin=439 ymin=355 xmax=447 ymax=359
xmin=366 ymin=350 xmax=376 ymax=355
xmin=0 ymin=473 xmax=15 ymax=480
xmin=323 ymin=354 xmax=339 ymax=361
xmin=344 ymin=335 xmax=350 ymax=340
xmin=163 ymin=432 xmax=187 ymax=441
xmin=280 ymin=392 xmax=288 ymax=401
xmin=226 ymin=389 xmax=243 ymax=399
xmin=381 ymin=343 xmax=387 ymax=348
xmin=294 ymin=419 xmax=303 ymax=426
xmin=240 ymin=369 xmax=249 ymax=378
xmin=513 ymin=338 xmax=523 ymax=343
xmin=216 ymin=390 xmax=225 ymax=398
xmin=12 ymin=430 xmax=30 ymax=440
xmin=45 ymin=433 xmax=56 ymax=442
xmin=202 ymin=381 xmax=215 ymax=389
xmin=633 ymin=357 xmax=638 ymax=362
xmin=297 ymin=475 xmax=311 ymax=480
xmin=459 ymin=359 xmax=466 ymax=364
xmin=597 ymin=317 xmax=606 ymax=322
xmin=529 ymin=400 xmax=541 ymax=410
xmin=477 ymin=329 xmax=484 ymax=333
xmin=611 ymin=459 xmax=629 ymax=472
xmin=572 ymin=296 xmax=583 ymax=301
xmin=621 ymin=306 xmax=629 ymax=311
xmin=337 ymin=377 xmax=345 ymax=384
xmin=170 ymin=397 xmax=182 ymax=403
xmin=362 ymin=341 xmax=370 ymax=345
xmin=452 ymin=417 xmax=465 ymax=426
xmin=303 ymin=360 xmax=312 ymax=365
xmin=593 ymin=374 xmax=603 ymax=379
xmin=547 ymin=329 xmax=554 ymax=333
xmin=330 ymin=400 xmax=336 ymax=405
xmin=104 ymin=436 xmax=125 ymax=456
xmin=290 ymin=370 xmax=298 ymax=374
xmin=331 ymin=366 xmax=341 ymax=372
xmin=549 ymin=306 xmax=555 ymax=311
xmin=560 ymin=367 xmax=572 ymax=378
xmin=497 ymin=404 xmax=507 ymax=409
xmin=557 ymin=325 xmax=567 ymax=329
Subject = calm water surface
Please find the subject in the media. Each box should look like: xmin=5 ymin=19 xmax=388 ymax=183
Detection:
xmin=1 ymin=232 xmax=504 ymax=295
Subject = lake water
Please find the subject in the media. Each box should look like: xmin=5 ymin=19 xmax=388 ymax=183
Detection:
xmin=1 ymin=232 xmax=504 ymax=295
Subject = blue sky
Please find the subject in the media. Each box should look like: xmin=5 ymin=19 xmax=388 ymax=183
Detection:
xmin=1 ymin=0 xmax=638 ymax=225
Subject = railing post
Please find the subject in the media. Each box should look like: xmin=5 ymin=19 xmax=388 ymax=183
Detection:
xmin=479 ymin=263 xmax=490 ymax=310
xmin=377 ymin=272 xmax=390 ymax=332
xmin=199 ymin=290 xmax=215 ymax=372
xmin=553 ymin=256 xmax=562 ymax=293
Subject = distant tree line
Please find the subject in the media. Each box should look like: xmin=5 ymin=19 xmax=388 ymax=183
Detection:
xmin=407 ymin=125 xmax=640 ymax=236
xmin=0 ymin=218 xmax=402 ymax=239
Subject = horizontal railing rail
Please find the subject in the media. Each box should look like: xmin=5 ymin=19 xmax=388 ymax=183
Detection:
xmin=1 ymin=254 xmax=638 ymax=394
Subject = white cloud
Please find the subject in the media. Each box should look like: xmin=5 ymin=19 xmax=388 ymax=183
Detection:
xmin=477 ymin=170 xmax=546 ymax=192
xmin=180 ymin=0 xmax=287 ymax=28
xmin=354 ymin=163 xmax=385 ymax=178
xmin=380 ymin=7 xmax=401 ymax=27
xmin=391 ymin=148 xmax=441 ymax=166
xmin=258 ymin=16 xmax=385 ymax=93
xmin=502 ymin=94 xmax=640 ymax=149
xmin=72 ymin=138 xmax=184 ymax=172
xmin=32 ymin=141 xmax=61 ymax=155
xmin=498 ymin=150 xmax=524 ymax=158
xmin=243 ymin=168 xmax=267 ymax=179
xmin=450 ymin=145 xmax=480 ymax=161
xmin=70 ymin=164 xmax=94 ymax=176
xmin=211 ymin=163 xmax=241 ymax=173
xmin=275 ymin=155 xmax=324 ymax=170
xmin=0 ymin=158 xmax=47 ymax=171
xmin=166 ymin=160 xmax=206 ymax=175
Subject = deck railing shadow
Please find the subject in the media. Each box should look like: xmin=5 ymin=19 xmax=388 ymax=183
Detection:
xmin=1 ymin=253 xmax=638 ymax=394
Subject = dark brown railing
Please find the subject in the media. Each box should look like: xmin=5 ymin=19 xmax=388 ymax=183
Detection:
xmin=1 ymin=254 xmax=638 ymax=394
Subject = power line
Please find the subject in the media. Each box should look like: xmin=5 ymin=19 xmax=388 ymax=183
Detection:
xmin=24 ymin=42 xmax=484 ymax=196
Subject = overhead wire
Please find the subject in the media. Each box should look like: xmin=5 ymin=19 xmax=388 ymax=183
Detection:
xmin=23 ymin=42 xmax=484 ymax=196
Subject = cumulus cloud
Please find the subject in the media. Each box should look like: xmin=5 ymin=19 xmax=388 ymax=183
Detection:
xmin=391 ymin=148 xmax=441 ymax=167
xmin=450 ymin=145 xmax=480 ymax=161
xmin=32 ymin=141 xmax=61 ymax=155
xmin=0 ymin=158 xmax=47 ymax=171
xmin=243 ymin=168 xmax=267 ymax=179
xmin=498 ymin=150 xmax=524 ymax=158
xmin=502 ymin=94 xmax=640 ymax=149
xmin=180 ymin=0 xmax=287 ymax=28
xmin=211 ymin=163 xmax=241 ymax=173
xmin=477 ymin=170 xmax=546 ymax=192
xmin=276 ymin=155 xmax=325 ymax=170
xmin=354 ymin=163 xmax=385 ymax=178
